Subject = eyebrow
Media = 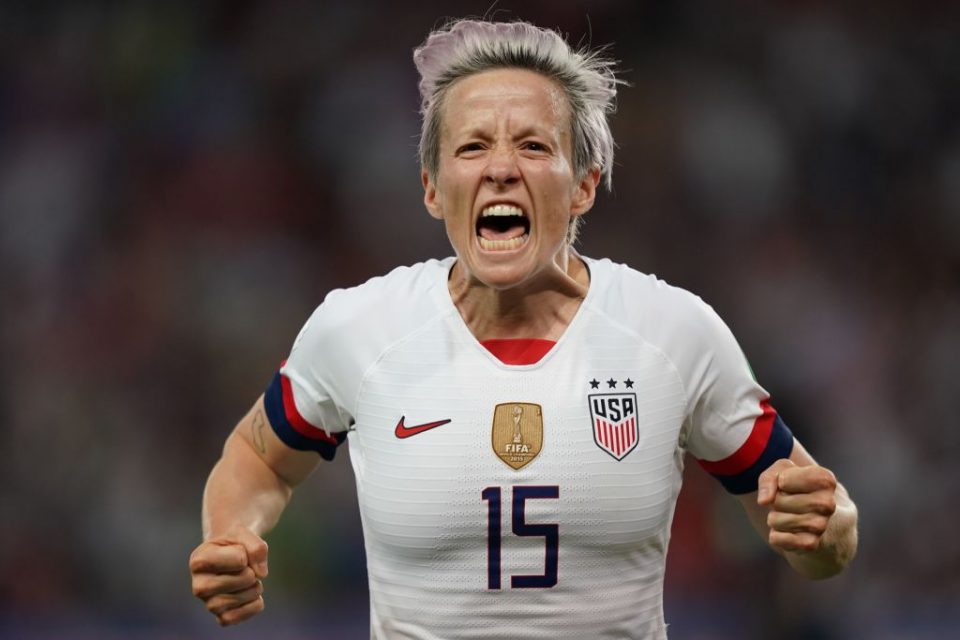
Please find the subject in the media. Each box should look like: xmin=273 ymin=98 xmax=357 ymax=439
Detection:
xmin=450 ymin=124 xmax=560 ymax=142
xmin=510 ymin=125 xmax=557 ymax=141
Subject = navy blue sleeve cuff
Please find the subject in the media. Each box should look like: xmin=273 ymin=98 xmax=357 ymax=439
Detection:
xmin=263 ymin=371 xmax=346 ymax=461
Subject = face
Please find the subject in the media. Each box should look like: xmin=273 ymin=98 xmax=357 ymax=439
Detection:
xmin=422 ymin=68 xmax=599 ymax=291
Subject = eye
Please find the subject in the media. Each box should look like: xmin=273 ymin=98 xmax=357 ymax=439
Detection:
xmin=456 ymin=142 xmax=485 ymax=155
xmin=521 ymin=141 xmax=550 ymax=153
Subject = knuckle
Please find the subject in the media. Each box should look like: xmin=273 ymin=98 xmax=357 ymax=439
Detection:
xmin=188 ymin=550 xmax=208 ymax=574
xmin=219 ymin=608 xmax=240 ymax=626
xmin=813 ymin=468 xmax=837 ymax=490
xmin=238 ymin=567 xmax=258 ymax=588
xmin=225 ymin=610 xmax=249 ymax=626
xmin=228 ymin=597 xmax=264 ymax=625
xmin=812 ymin=516 xmax=830 ymax=533
xmin=192 ymin=578 xmax=212 ymax=599
xmin=232 ymin=586 xmax=257 ymax=603
xmin=800 ymin=537 xmax=821 ymax=552
xmin=823 ymin=495 xmax=837 ymax=514
xmin=207 ymin=598 xmax=227 ymax=615
xmin=213 ymin=588 xmax=265 ymax=621
xmin=764 ymin=459 xmax=788 ymax=477
xmin=812 ymin=495 xmax=836 ymax=515
xmin=795 ymin=516 xmax=816 ymax=534
xmin=229 ymin=546 xmax=247 ymax=567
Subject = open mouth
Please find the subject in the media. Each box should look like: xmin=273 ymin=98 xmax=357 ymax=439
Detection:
xmin=476 ymin=204 xmax=530 ymax=251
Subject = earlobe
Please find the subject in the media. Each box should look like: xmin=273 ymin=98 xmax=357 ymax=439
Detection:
xmin=571 ymin=167 xmax=601 ymax=216
xmin=422 ymin=169 xmax=443 ymax=220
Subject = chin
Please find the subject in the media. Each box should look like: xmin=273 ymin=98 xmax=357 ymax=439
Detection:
xmin=455 ymin=236 xmax=560 ymax=290
xmin=466 ymin=255 xmax=540 ymax=291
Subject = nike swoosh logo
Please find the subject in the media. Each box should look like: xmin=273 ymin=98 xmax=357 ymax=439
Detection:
xmin=395 ymin=416 xmax=452 ymax=439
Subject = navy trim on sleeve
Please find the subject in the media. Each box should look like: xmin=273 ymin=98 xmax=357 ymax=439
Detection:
xmin=715 ymin=415 xmax=795 ymax=494
xmin=263 ymin=371 xmax=346 ymax=461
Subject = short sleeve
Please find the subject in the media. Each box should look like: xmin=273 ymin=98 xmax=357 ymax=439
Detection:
xmin=682 ymin=302 xmax=794 ymax=494
xmin=262 ymin=301 xmax=354 ymax=460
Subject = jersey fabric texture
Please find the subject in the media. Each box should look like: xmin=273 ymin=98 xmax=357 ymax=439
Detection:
xmin=263 ymin=256 xmax=793 ymax=640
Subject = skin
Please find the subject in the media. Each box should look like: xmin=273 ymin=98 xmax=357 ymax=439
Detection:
xmin=422 ymin=68 xmax=600 ymax=341
xmin=189 ymin=66 xmax=857 ymax=626
xmin=189 ymin=397 xmax=319 ymax=625
xmin=738 ymin=441 xmax=858 ymax=579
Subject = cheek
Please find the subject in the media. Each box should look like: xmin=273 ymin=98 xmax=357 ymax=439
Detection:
xmin=436 ymin=165 xmax=472 ymax=199
xmin=537 ymin=172 xmax=578 ymax=216
xmin=543 ymin=155 xmax=576 ymax=190
xmin=433 ymin=184 xmax=473 ymax=236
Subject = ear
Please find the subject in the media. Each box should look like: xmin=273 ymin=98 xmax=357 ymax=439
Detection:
xmin=422 ymin=169 xmax=443 ymax=220
xmin=570 ymin=167 xmax=601 ymax=218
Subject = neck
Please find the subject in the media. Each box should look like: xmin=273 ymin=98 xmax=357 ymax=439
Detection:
xmin=448 ymin=250 xmax=589 ymax=341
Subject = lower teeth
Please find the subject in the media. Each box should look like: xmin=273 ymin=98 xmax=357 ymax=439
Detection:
xmin=479 ymin=235 xmax=527 ymax=250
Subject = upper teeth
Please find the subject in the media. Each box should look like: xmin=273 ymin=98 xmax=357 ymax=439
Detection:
xmin=482 ymin=204 xmax=524 ymax=217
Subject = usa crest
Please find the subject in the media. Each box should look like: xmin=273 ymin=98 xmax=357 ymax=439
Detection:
xmin=491 ymin=402 xmax=543 ymax=470
xmin=589 ymin=392 xmax=639 ymax=460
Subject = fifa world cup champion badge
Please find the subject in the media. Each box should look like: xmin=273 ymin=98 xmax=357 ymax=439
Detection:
xmin=491 ymin=402 xmax=543 ymax=470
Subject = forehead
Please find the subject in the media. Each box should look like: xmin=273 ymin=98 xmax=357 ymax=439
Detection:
xmin=441 ymin=68 xmax=570 ymax=133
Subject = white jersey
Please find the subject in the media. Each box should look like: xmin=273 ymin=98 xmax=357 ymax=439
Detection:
xmin=263 ymin=256 xmax=793 ymax=639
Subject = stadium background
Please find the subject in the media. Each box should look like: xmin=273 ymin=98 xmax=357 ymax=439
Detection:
xmin=1 ymin=1 xmax=957 ymax=638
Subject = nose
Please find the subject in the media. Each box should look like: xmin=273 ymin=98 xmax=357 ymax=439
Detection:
xmin=483 ymin=147 xmax=520 ymax=187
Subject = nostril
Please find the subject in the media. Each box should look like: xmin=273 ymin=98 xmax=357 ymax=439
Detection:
xmin=485 ymin=170 xmax=520 ymax=185
xmin=483 ymin=157 xmax=521 ymax=184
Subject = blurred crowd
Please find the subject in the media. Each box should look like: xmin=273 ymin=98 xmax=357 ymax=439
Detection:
xmin=1 ymin=2 xmax=957 ymax=638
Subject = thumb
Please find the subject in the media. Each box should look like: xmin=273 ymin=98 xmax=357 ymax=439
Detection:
xmin=228 ymin=525 xmax=270 ymax=579
xmin=757 ymin=458 xmax=795 ymax=506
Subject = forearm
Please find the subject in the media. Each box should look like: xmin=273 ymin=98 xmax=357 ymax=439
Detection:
xmin=783 ymin=484 xmax=858 ymax=579
xmin=202 ymin=432 xmax=293 ymax=540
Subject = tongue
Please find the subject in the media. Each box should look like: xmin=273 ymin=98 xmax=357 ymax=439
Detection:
xmin=479 ymin=224 xmax=526 ymax=241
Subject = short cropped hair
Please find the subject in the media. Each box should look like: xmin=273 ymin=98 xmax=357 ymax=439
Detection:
xmin=414 ymin=19 xmax=620 ymax=192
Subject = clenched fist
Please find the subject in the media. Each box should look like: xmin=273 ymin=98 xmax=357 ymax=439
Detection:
xmin=189 ymin=525 xmax=269 ymax=626
xmin=757 ymin=459 xmax=838 ymax=554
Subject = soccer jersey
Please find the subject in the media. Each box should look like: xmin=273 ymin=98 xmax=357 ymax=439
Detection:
xmin=263 ymin=256 xmax=793 ymax=639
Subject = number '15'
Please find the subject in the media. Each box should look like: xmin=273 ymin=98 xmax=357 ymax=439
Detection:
xmin=481 ymin=485 xmax=559 ymax=589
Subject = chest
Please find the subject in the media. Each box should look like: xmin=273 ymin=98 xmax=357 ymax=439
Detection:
xmin=346 ymin=324 xmax=689 ymax=566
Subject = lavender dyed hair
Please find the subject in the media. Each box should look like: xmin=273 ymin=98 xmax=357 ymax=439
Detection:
xmin=414 ymin=19 xmax=621 ymax=191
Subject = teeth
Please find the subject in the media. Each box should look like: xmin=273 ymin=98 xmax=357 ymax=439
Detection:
xmin=481 ymin=204 xmax=525 ymax=217
xmin=479 ymin=234 xmax=528 ymax=251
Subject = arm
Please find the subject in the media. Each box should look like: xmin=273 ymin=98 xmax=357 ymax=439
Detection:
xmin=736 ymin=439 xmax=858 ymax=579
xmin=189 ymin=395 xmax=322 ymax=625
xmin=202 ymin=394 xmax=320 ymax=540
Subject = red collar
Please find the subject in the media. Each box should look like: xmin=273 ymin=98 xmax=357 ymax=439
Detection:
xmin=480 ymin=339 xmax=556 ymax=365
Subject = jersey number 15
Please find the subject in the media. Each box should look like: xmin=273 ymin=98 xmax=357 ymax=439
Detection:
xmin=481 ymin=485 xmax=559 ymax=589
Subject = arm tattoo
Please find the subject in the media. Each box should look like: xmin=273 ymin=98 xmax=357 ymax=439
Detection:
xmin=251 ymin=409 xmax=267 ymax=454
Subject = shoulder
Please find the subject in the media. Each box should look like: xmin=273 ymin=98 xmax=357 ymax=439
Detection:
xmin=320 ymin=259 xmax=450 ymax=319
xmin=306 ymin=259 xmax=450 ymax=329
xmin=584 ymin=257 xmax=744 ymax=390
xmin=585 ymin=257 xmax=723 ymax=342
xmin=290 ymin=258 xmax=454 ymax=360
xmin=585 ymin=257 xmax=758 ymax=424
